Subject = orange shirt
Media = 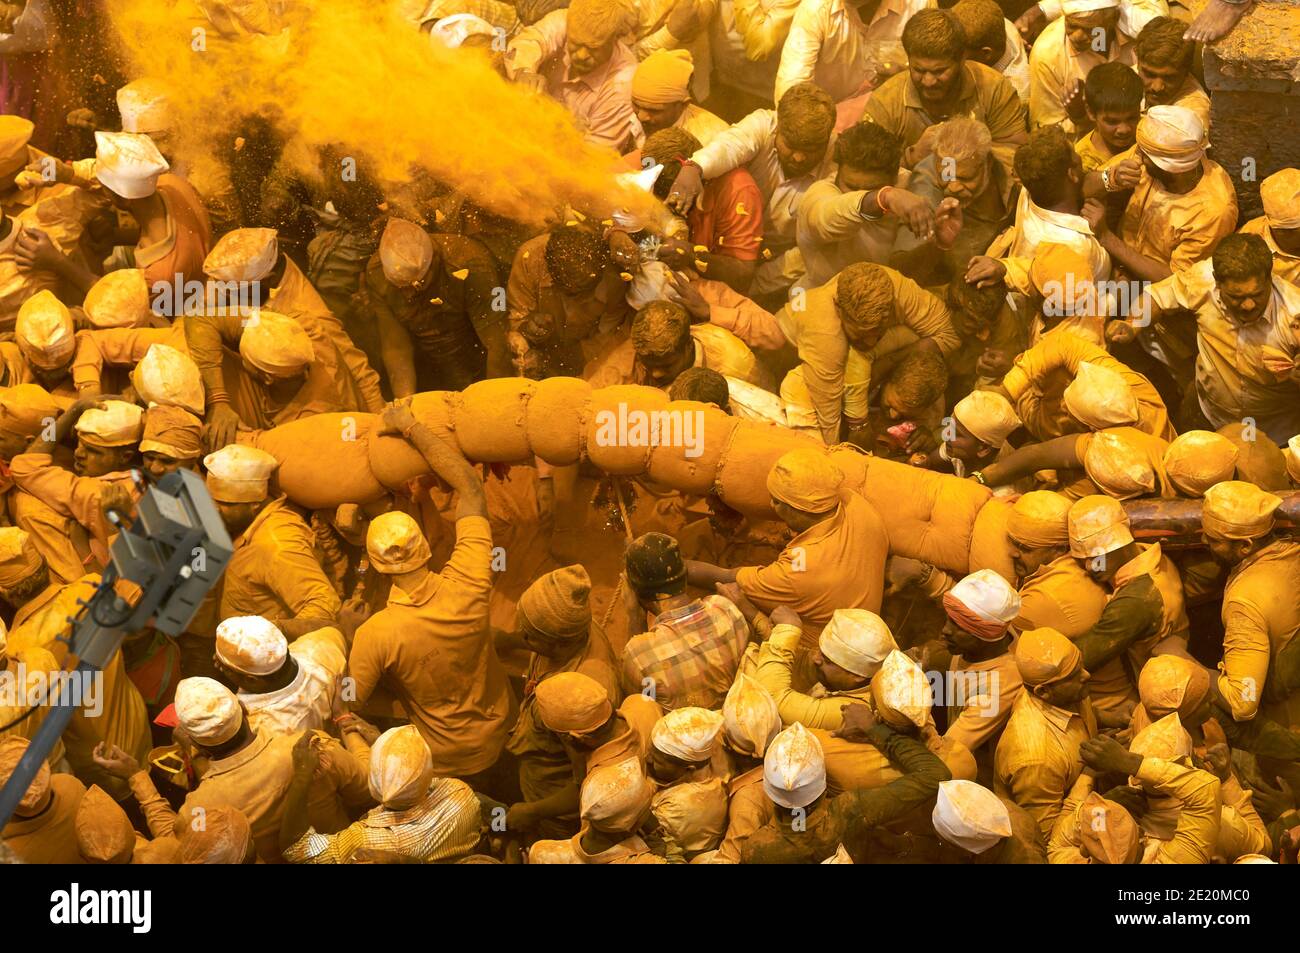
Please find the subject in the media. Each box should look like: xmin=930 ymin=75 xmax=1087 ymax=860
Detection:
xmin=689 ymin=168 xmax=765 ymax=262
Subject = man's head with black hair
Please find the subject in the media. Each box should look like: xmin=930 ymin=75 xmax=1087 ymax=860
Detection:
xmin=775 ymin=82 xmax=836 ymax=178
xmin=1212 ymin=233 xmax=1273 ymax=325
xmin=545 ymin=224 xmax=610 ymax=296
xmin=951 ymin=0 xmax=1006 ymax=66
xmin=833 ymin=121 xmax=903 ymax=194
xmin=669 ymin=366 xmax=731 ymax=411
xmin=643 ymin=126 xmax=704 ymax=200
xmin=903 ymin=9 xmax=969 ymax=109
xmin=1135 ymin=16 xmax=1195 ymax=109
xmin=1084 ymin=62 xmax=1143 ymax=154
xmin=1013 ymin=126 xmax=1083 ymax=210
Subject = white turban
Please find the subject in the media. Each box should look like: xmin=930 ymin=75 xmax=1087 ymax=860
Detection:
xmin=932 ymin=780 xmax=1012 ymax=853
xmin=1137 ymin=105 xmax=1207 ymax=175
xmin=948 ymin=569 xmax=1022 ymax=625
xmin=763 ymin=723 xmax=826 ymax=809
xmin=368 ymin=725 xmax=435 ymax=809
xmin=953 ymin=391 xmax=1022 ymax=448
xmin=722 ymin=674 xmax=781 ymax=758
xmin=818 ymin=609 xmax=896 ymax=678
xmin=1063 ymin=361 xmax=1139 ymax=430
xmin=651 ymin=707 xmax=724 ymax=763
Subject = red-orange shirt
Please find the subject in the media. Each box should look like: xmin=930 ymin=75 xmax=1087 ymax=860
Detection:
xmin=689 ymin=168 xmax=764 ymax=263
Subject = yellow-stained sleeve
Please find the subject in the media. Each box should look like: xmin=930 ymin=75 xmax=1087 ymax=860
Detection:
xmin=995 ymin=720 xmax=1077 ymax=840
xmin=433 ymin=516 xmax=494 ymax=630
xmin=892 ymin=270 xmax=960 ymax=356
xmin=751 ymin=623 xmax=851 ymax=730
xmin=1217 ymin=776 xmax=1272 ymax=860
xmin=1047 ymin=773 xmax=1093 ymax=864
xmin=1136 ymin=757 xmax=1220 ymax=865
xmin=1216 ymin=591 xmax=1272 ymax=722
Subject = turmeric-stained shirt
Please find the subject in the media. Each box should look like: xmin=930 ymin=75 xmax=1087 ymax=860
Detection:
xmin=753 ymin=622 xmax=871 ymax=729
xmin=184 ymin=312 xmax=367 ymax=430
xmin=1239 ymin=215 xmax=1300 ymax=287
xmin=506 ymin=233 xmax=631 ymax=362
xmin=1103 ymin=153 xmax=1238 ymax=273
xmin=350 ymin=516 xmax=516 ymax=776
xmin=1000 ymin=328 xmax=1174 ymax=441
xmin=986 ymin=190 xmax=1110 ymax=282
xmin=9 ymin=453 xmax=137 ymax=565
xmin=507 ymin=624 xmax=622 ymax=803
xmin=622 ymin=595 xmax=751 ymax=710
xmin=710 ymin=766 xmax=772 ymax=863
xmin=267 ymin=256 xmax=385 ymax=413
xmin=1028 ymin=19 xmax=1134 ymax=134
xmin=1218 ymin=539 xmax=1300 ymax=726
xmin=737 ymin=493 xmax=889 ymax=638
xmin=179 ymin=730 xmax=372 ymax=865
xmin=238 ymin=626 xmax=347 ymax=738
xmin=688 ymin=167 xmax=765 ymax=263
xmin=507 ymin=12 xmax=638 ymax=152
xmin=132 ymin=173 xmax=212 ymax=291
xmin=219 ymin=496 xmax=341 ymax=627
xmin=1145 ymin=258 xmax=1300 ymax=445
xmin=944 ymin=651 xmax=1023 ymax=757
xmin=71 ymin=324 xmax=186 ymax=392
xmin=690 ymin=108 xmax=837 ymax=246
xmin=994 ymin=690 xmax=1092 ymax=840
xmin=797 ymin=175 xmax=901 ymax=289
xmin=774 ymin=267 xmax=958 ymax=442
xmin=9 ymin=487 xmax=91 ymax=586
xmin=0 ymin=647 xmax=66 ymax=764
xmin=1015 ymin=554 xmax=1135 ymax=712
xmin=864 ymin=60 xmax=1027 ymax=180
xmin=1136 ymin=757 xmax=1221 ymax=865
xmin=7 ymin=576 xmax=152 ymax=793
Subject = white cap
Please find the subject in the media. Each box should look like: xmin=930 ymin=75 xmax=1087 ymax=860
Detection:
xmin=379 ymin=219 xmax=434 ymax=287
xmin=1063 ymin=362 xmax=1139 ymax=431
xmin=215 ymin=615 xmax=288 ymax=676
xmin=16 ymin=291 xmax=75 ymax=369
xmin=132 ymin=343 xmax=205 ymax=416
xmin=74 ymin=399 xmax=145 ymax=448
xmin=1130 ymin=712 xmax=1193 ymax=762
xmin=1060 ymin=0 xmax=1118 ymax=11
xmin=871 ymin=650 xmax=933 ymax=728
xmin=430 ymin=12 xmax=495 ymax=47
xmin=117 ymin=78 xmax=174 ymax=135
xmin=204 ymin=444 xmax=279 ymax=503
xmin=1067 ymin=494 xmax=1135 ymax=558
xmin=83 ymin=269 xmax=152 ymax=328
xmin=580 ymin=757 xmax=655 ymax=833
xmin=763 ymin=722 xmax=827 ymax=809
xmin=204 ymin=228 xmax=279 ymax=283
xmin=932 ymin=780 xmax=1012 ymax=854
xmin=722 ymin=674 xmax=781 ymax=758
xmin=817 ymin=609 xmax=896 ymax=678
xmin=94 ymin=131 xmax=168 ymax=199
xmin=174 ymin=677 xmax=242 ymax=745
xmin=651 ymin=707 xmax=724 ymax=763
xmin=368 ymin=725 xmax=434 ymax=809
xmin=948 ymin=569 xmax=1022 ymax=624
xmin=953 ymin=391 xmax=1021 ymax=448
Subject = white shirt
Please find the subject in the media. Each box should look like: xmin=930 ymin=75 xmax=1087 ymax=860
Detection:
xmin=774 ymin=0 xmax=935 ymax=102
xmin=995 ymin=18 xmax=1031 ymax=102
xmin=239 ymin=627 xmax=347 ymax=738
xmin=987 ymin=189 xmax=1111 ymax=282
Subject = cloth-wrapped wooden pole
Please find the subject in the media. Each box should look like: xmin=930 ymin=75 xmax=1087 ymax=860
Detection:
xmin=244 ymin=379 xmax=1299 ymax=575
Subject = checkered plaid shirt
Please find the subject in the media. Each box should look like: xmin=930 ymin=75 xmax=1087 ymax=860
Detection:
xmin=622 ymin=595 xmax=751 ymax=710
xmin=283 ymin=778 xmax=483 ymax=864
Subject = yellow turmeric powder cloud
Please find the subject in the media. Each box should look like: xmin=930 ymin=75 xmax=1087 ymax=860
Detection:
xmin=106 ymin=0 xmax=667 ymax=230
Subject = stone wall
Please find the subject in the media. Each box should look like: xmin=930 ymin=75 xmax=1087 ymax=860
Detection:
xmin=1201 ymin=0 xmax=1300 ymax=221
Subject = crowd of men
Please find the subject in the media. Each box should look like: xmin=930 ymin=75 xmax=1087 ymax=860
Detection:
xmin=1 ymin=0 xmax=1299 ymax=865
